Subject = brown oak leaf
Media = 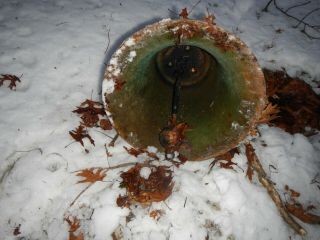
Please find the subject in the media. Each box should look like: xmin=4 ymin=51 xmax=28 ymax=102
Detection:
xmin=76 ymin=168 xmax=106 ymax=184
xmin=0 ymin=74 xmax=21 ymax=90
xmin=73 ymin=99 xmax=106 ymax=127
xmin=118 ymin=164 xmax=174 ymax=207
xmin=179 ymin=8 xmax=189 ymax=19
xmin=286 ymin=203 xmax=320 ymax=224
xmin=209 ymin=148 xmax=239 ymax=171
xmin=69 ymin=125 xmax=95 ymax=147
xmin=65 ymin=216 xmax=84 ymax=240
xmin=123 ymin=146 xmax=159 ymax=160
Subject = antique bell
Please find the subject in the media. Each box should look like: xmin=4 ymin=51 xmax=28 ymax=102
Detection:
xmin=103 ymin=19 xmax=266 ymax=160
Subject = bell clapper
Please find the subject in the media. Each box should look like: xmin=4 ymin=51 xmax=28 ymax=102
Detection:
xmin=159 ymin=45 xmax=193 ymax=155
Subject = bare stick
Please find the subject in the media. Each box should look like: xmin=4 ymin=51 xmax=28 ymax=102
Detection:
xmin=189 ymin=0 xmax=202 ymax=14
xmin=69 ymin=183 xmax=94 ymax=207
xmin=12 ymin=147 xmax=43 ymax=155
xmin=295 ymin=7 xmax=320 ymax=28
xmin=94 ymin=130 xmax=113 ymax=139
xmin=168 ymin=8 xmax=178 ymax=16
xmin=273 ymin=0 xmax=319 ymax=31
xmin=108 ymin=133 xmax=119 ymax=147
xmin=64 ymin=141 xmax=77 ymax=149
xmin=245 ymin=143 xmax=307 ymax=236
xmin=285 ymin=1 xmax=310 ymax=13
xmin=262 ymin=0 xmax=273 ymax=12
xmin=104 ymin=28 xmax=111 ymax=54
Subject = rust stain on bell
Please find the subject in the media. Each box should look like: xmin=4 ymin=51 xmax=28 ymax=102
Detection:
xmin=102 ymin=18 xmax=266 ymax=161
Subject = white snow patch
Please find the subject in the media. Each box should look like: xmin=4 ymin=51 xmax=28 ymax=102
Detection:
xmin=128 ymin=50 xmax=136 ymax=62
xmin=140 ymin=167 xmax=152 ymax=179
xmin=124 ymin=37 xmax=135 ymax=47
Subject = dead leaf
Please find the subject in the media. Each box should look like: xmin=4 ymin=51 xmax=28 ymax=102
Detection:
xmin=116 ymin=195 xmax=130 ymax=208
xmin=99 ymin=119 xmax=113 ymax=130
xmin=258 ymin=103 xmax=280 ymax=124
xmin=245 ymin=144 xmax=255 ymax=181
xmin=209 ymin=148 xmax=238 ymax=171
xmin=117 ymin=164 xmax=174 ymax=207
xmin=159 ymin=118 xmax=190 ymax=154
xmin=149 ymin=209 xmax=164 ymax=220
xmin=215 ymin=148 xmax=239 ymax=162
xmin=123 ymin=146 xmax=159 ymax=160
xmin=76 ymin=168 xmax=106 ymax=184
xmin=69 ymin=125 xmax=95 ymax=147
xmin=219 ymin=161 xmax=236 ymax=170
xmin=13 ymin=224 xmax=21 ymax=236
xmin=179 ymin=8 xmax=189 ymax=19
xmin=286 ymin=203 xmax=320 ymax=224
xmin=65 ymin=216 xmax=84 ymax=240
xmin=171 ymin=154 xmax=188 ymax=167
xmin=0 ymin=74 xmax=21 ymax=90
xmin=73 ymin=99 xmax=106 ymax=127
xmin=203 ymin=13 xmax=216 ymax=25
xmin=123 ymin=146 xmax=144 ymax=157
xmin=263 ymin=69 xmax=320 ymax=134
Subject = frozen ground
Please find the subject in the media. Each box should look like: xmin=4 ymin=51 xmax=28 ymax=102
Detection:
xmin=0 ymin=0 xmax=320 ymax=239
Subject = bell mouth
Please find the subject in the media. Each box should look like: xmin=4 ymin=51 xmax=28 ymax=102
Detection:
xmin=103 ymin=19 xmax=266 ymax=161
xmin=156 ymin=45 xmax=215 ymax=87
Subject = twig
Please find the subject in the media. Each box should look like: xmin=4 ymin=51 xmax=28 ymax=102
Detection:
xmin=69 ymin=183 xmax=94 ymax=207
xmin=94 ymin=130 xmax=113 ymax=139
xmin=285 ymin=1 xmax=311 ymax=13
xmin=262 ymin=0 xmax=273 ymax=12
xmin=56 ymin=22 xmax=68 ymax=26
xmin=184 ymin=197 xmax=187 ymax=208
xmin=104 ymin=28 xmax=111 ymax=54
xmin=168 ymin=8 xmax=179 ymax=16
xmin=189 ymin=0 xmax=202 ymax=14
xmin=12 ymin=147 xmax=43 ymax=155
xmin=295 ymin=7 xmax=320 ymax=28
xmin=245 ymin=143 xmax=307 ymax=236
xmin=64 ymin=141 xmax=77 ymax=149
xmin=108 ymin=133 xmax=119 ymax=147
xmin=263 ymin=0 xmax=320 ymax=39
xmin=310 ymin=173 xmax=319 ymax=184
xmin=163 ymin=200 xmax=172 ymax=211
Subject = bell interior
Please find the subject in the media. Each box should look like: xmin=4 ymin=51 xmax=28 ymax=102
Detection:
xmin=106 ymin=27 xmax=263 ymax=160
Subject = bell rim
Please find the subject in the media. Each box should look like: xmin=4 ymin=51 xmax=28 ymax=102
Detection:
xmin=102 ymin=18 xmax=267 ymax=161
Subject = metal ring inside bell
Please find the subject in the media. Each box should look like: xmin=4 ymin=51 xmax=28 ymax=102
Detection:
xmin=156 ymin=45 xmax=215 ymax=87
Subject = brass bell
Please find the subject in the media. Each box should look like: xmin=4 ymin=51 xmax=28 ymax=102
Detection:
xmin=103 ymin=19 xmax=266 ymax=160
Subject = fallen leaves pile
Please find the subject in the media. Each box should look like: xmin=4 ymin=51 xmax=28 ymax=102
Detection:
xmin=263 ymin=69 xmax=320 ymax=134
xmin=284 ymin=185 xmax=320 ymax=224
xmin=117 ymin=163 xmax=174 ymax=207
xmin=68 ymin=99 xmax=113 ymax=152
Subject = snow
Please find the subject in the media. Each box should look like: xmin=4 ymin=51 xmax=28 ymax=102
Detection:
xmin=140 ymin=167 xmax=152 ymax=179
xmin=0 ymin=0 xmax=320 ymax=240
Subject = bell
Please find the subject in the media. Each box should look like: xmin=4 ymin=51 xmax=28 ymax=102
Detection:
xmin=103 ymin=19 xmax=266 ymax=161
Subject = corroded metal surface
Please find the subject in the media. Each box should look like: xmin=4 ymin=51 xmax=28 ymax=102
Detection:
xmin=102 ymin=19 xmax=266 ymax=161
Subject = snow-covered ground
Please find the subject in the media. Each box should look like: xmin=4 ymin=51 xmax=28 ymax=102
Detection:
xmin=0 ymin=0 xmax=319 ymax=239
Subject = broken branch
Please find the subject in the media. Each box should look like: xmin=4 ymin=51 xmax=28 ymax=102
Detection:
xmin=245 ymin=143 xmax=307 ymax=235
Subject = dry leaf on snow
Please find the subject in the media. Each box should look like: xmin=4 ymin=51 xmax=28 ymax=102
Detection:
xmin=76 ymin=168 xmax=107 ymax=184
xmin=0 ymin=74 xmax=21 ymax=90
xmin=69 ymin=125 xmax=95 ymax=147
